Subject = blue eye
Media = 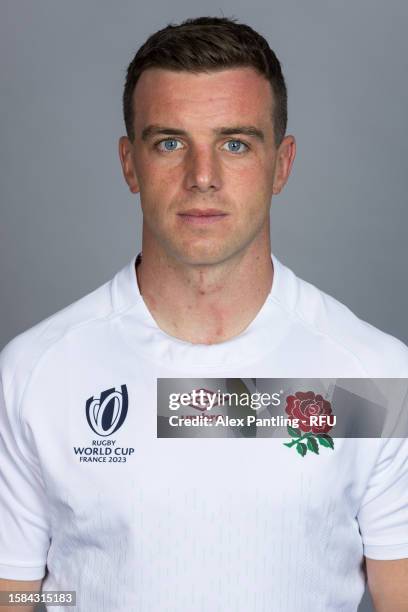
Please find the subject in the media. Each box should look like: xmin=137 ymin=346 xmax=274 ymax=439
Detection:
xmin=223 ymin=140 xmax=248 ymax=154
xmin=157 ymin=139 xmax=183 ymax=152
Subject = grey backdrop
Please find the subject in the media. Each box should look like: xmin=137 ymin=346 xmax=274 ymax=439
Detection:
xmin=2 ymin=1 xmax=408 ymax=611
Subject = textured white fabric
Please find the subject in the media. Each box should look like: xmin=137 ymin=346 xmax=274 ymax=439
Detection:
xmin=0 ymin=253 xmax=407 ymax=611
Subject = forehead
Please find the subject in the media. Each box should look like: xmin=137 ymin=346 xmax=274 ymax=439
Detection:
xmin=132 ymin=67 xmax=274 ymax=129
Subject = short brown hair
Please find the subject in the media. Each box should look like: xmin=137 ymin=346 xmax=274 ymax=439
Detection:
xmin=123 ymin=16 xmax=288 ymax=147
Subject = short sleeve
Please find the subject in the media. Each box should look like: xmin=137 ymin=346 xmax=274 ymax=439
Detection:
xmin=0 ymin=356 xmax=50 ymax=580
xmin=357 ymin=435 xmax=408 ymax=560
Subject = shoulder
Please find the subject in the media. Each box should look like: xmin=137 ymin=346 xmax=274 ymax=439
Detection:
xmin=272 ymin=256 xmax=408 ymax=377
xmin=0 ymin=272 xmax=116 ymax=395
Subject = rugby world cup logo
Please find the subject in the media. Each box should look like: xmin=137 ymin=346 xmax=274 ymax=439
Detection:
xmin=86 ymin=385 xmax=128 ymax=437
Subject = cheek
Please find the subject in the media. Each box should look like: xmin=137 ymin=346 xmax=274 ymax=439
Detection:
xmin=136 ymin=158 xmax=162 ymax=191
xmin=225 ymin=156 xmax=272 ymax=191
xmin=136 ymin=161 xmax=176 ymax=216
xmin=226 ymin=164 xmax=272 ymax=211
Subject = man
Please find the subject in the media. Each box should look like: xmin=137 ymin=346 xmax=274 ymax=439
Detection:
xmin=0 ymin=16 xmax=407 ymax=612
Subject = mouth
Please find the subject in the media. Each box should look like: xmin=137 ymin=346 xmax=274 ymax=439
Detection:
xmin=177 ymin=208 xmax=229 ymax=225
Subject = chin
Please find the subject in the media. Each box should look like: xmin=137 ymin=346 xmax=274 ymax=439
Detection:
xmin=172 ymin=244 xmax=238 ymax=267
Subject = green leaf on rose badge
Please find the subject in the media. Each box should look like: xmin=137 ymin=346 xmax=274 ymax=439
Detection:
xmin=317 ymin=434 xmax=334 ymax=449
xmin=307 ymin=436 xmax=319 ymax=454
xmin=296 ymin=442 xmax=307 ymax=457
xmin=283 ymin=391 xmax=335 ymax=457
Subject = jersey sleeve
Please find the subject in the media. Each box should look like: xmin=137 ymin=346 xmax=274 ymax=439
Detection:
xmin=0 ymin=351 xmax=51 ymax=580
xmin=357 ymin=384 xmax=408 ymax=560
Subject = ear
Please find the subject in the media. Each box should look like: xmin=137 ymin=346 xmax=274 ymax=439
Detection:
xmin=272 ymin=135 xmax=296 ymax=195
xmin=118 ymin=136 xmax=140 ymax=194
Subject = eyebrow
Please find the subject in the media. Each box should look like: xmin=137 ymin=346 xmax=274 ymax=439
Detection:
xmin=141 ymin=124 xmax=265 ymax=142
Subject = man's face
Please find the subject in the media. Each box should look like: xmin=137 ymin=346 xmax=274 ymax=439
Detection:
xmin=119 ymin=67 xmax=295 ymax=265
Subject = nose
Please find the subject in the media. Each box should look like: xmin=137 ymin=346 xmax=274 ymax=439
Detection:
xmin=183 ymin=146 xmax=222 ymax=193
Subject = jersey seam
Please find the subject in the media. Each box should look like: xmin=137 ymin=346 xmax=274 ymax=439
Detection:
xmin=268 ymin=294 xmax=374 ymax=377
xmin=9 ymin=294 xmax=136 ymax=426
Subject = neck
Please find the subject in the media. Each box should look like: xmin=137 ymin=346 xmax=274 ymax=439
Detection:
xmin=136 ymin=233 xmax=274 ymax=345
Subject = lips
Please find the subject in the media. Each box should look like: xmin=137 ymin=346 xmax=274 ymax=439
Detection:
xmin=178 ymin=208 xmax=227 ymax=217
xmin=177 ymin=208 xmax=229 ymax=226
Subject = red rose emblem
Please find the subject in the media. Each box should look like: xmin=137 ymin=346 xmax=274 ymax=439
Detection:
xmin=285 ymin=391 xmax=333 ymax=434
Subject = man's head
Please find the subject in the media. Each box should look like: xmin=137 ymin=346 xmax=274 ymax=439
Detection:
xmin=119 ymin=16 xmax=296 ymax=266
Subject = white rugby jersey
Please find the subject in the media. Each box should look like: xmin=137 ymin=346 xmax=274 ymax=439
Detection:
xmin=0 ymin=253 xmax=407 ymax=612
